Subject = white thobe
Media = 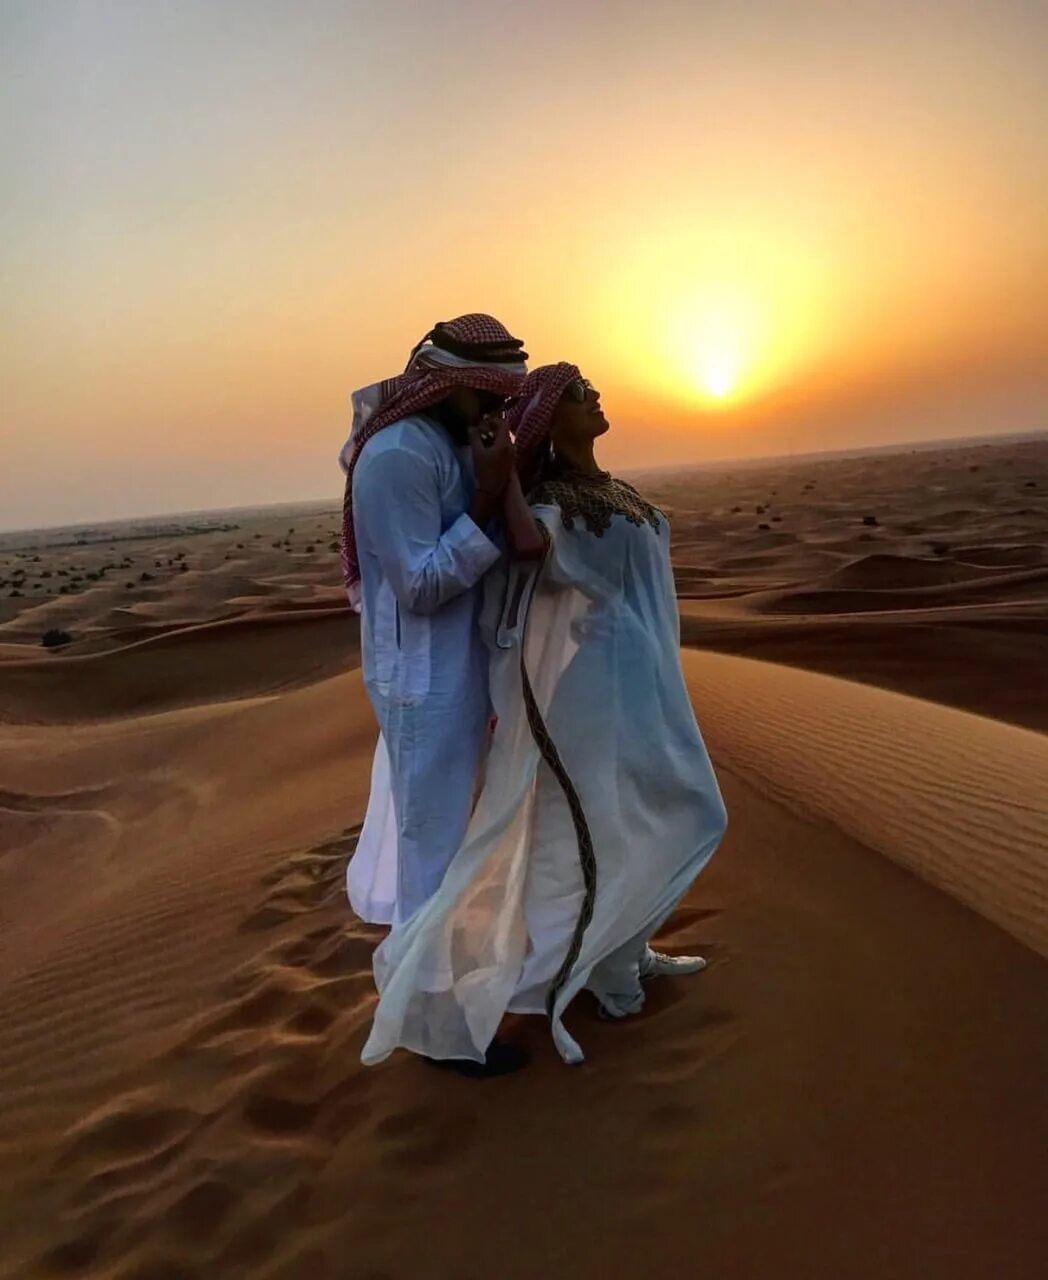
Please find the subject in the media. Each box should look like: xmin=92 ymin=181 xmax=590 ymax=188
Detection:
xmin=348 ymin=414 xmax=500 ymax=923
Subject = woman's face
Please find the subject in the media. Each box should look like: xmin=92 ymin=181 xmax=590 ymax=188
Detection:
xmin=549 ymin=376 xmax=609 ymax=451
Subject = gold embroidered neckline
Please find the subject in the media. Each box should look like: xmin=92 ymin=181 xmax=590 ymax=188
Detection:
xmin=528 ymin=471 xmax=663 ymax=537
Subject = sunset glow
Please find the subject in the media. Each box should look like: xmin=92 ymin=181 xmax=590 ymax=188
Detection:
xmin=685 ymin=289 xmax=761 ymax=406
xmin=597 ymin=220 xmax=833 ymax=417
xmin=698 ymin=355 xmax=739 ymax=403
xmin=1 ymin=1 xmax=1045 ymax=528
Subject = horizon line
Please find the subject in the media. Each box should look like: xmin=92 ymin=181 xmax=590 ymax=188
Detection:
xmin=2 ymin=425 xmax=1045 ymax=540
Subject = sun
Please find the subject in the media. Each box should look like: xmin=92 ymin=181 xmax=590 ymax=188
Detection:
xmin=685 ymin=294 xmax=755 ymax=405
xmin=697 ymin=350 xmax=742 ymax=401
xmin=599 ymin=218 xmax=832 ymax=413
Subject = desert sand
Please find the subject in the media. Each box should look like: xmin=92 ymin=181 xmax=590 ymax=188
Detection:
xmin=1 ymin=437 xmax=1046 ymax=1279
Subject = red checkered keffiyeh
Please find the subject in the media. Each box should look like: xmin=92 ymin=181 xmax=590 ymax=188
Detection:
xmin=505 ymin=362 xmax=582 ymax=491
xmin=339 ymin=314 xmax=527 ymax=605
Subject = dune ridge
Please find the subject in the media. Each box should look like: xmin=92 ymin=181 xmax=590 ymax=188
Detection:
xmin=681 ymin=651 xmax=1048 ymax=956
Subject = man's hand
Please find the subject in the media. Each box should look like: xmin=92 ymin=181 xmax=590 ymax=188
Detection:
xmin=469 ymin=413 xmax=513 ymax=498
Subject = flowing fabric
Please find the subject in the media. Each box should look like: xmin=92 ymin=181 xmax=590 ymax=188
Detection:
xmin=361 ymin=498 xmax=727 ymax=1065
xmin=347 ymin=734 xmax=400 ymax=925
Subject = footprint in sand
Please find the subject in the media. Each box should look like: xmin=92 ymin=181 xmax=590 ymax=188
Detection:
xmin=634 ymin=1006 xmax=740 ymax=1087
xmin=166 ymin=1177 xmax=243 ymax=1245
xmin=27 ymin=826 xmax=379 ymax=1279
xmin=241 ymin=828 xmax=361 ymax=931
xmin=57 ymin=1093 xmax=203 ymax=1174
xmin=243 ymin=1091 xmax=322 ymax=1137
xmin=638 ymin=1100 xmax=707 ymax=1158
xmin=39 ymin=1226 xmax=111 ymax=1275
xmin=374 ymin=1102 xmax=480 ymax=1174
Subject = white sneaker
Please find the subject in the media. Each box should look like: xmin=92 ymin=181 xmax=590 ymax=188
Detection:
xmin=639 ymin=948 xmax=707 ymax=980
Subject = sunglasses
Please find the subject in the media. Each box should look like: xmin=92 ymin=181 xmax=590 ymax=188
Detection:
xmin=563 ymin=377 xmax=594 ymax=403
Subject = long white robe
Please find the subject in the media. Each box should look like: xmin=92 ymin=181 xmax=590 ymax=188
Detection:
xmin=361 ymin=500 xmax=727 ymax=1065
xmin=348 ymin=414 xmax=500 ymax=924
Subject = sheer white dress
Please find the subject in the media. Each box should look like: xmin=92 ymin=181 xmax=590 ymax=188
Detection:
xmin=361 ymin=477 xmax=727 ymax=1064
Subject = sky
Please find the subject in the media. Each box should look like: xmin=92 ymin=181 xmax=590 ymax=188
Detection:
xmin=2 ymin=0 xmax=1046 ymax=529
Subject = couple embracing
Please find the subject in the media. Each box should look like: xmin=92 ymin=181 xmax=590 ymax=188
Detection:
xmin=338 ymin=313 xmax=727 ymax=1076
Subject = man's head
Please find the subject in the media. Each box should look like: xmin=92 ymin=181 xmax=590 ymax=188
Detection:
xmin=435 ymin=385 xmax=508 ymax=439
xmin=412 ymin=315 xmax=527 ymax=440
xmin=340 ymin=313 xmax=528 ymax=601
xmin=411 ymin=315 xmax=528 ymax=370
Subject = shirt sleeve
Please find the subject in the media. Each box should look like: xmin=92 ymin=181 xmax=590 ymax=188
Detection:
xmin=353 ymin=442 xmax=501 ymax=616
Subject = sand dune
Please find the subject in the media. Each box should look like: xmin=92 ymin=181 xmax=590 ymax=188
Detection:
xmin=753 ymin=564 xmax=1048 ymax=616
xmin=660 ymin=438 xmax=1047 ymax=727
xmin=0 ymin=608 xmax=356 ymax=723
xmin=3 ymin=436 xmax=1045 ymax=725
xmin=1 ymin=645 xmax=1045 ymax=1278
xmin=682 ymin=651 xmax=1048 ymax=956
xmin=679 ymin=602 xmax=1048 ymax=732
xmin=0 ymin=506 xmax=345 ymax=654
xmin=822 ymin=552 xmax=999 ymax=588
xmin=954 ymin=542 xmax=1045 ymax=567
xmin=0 ymin=438 xmax=1045 ymax=1278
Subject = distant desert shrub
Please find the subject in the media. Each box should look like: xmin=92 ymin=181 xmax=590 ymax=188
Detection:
xmin=41 ymin=628 xmax=72 ymax=649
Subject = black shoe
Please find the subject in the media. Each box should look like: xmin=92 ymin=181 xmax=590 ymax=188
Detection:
xmin=423 ymin=1038 xmax=529 ymax=1079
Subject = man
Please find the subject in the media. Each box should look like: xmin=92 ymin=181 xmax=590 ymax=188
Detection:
xmin=339 ymin=314 xmax=529 ymax=930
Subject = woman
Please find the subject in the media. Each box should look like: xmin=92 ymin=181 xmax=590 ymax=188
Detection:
xmin=362 ymin=363 xmax=727 ymax=1069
